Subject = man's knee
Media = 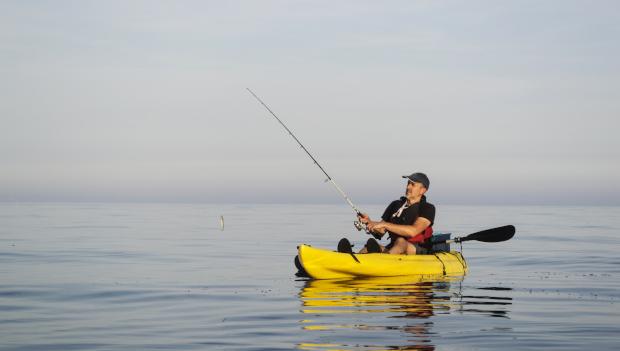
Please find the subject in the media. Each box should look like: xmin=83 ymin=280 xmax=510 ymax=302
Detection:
xmin=387 ymin=237 xmax=406 ymax=254
xmin=392 ymin=236 xmax=405 ymax=243
xmin=406 ymin=243 xmax=417 ymax=255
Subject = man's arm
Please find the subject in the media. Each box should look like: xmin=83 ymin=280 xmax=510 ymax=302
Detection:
xmin=368 ymin=217 xmax=431 ymax=239
xmin=358 ymin=213 xmax=388 ymax=235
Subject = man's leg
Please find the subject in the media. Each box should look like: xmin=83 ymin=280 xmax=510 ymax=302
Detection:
xmin=358 ymin=239 xmax=385 ymax=254
xmin=387 ymin=236 xmax=417 ymax=255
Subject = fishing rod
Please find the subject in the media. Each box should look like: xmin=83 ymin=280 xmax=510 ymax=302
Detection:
xmin=246 ymin=88 xmax=367 ymax=231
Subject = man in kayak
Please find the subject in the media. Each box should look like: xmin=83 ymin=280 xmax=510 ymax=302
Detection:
xmin=343 ymin=172 xmax=435 ymax=255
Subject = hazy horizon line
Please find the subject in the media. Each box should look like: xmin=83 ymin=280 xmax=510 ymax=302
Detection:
xmin=1 ymin=199 xmax=618 ymax=207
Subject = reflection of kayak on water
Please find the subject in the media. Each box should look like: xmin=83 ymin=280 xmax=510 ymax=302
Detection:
xmin=298 ymin=276 xmax=451 ymax=350
xmin=297 ymin=273 xmax=513 ymax=351
xmin=298 ymin=273 xmax=512 ymax=351
xmin=299 ymin=274 xmax=459 ymax=316
xmin=296 ymin=244 xmax=467 ymax=280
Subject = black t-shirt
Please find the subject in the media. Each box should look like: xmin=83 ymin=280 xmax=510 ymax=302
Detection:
xmin=381 ymin=196 xmax=435 ymax=227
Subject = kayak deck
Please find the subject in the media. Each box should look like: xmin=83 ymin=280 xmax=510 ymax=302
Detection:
xmin=297 ymin=244 xmax=467 ymax=280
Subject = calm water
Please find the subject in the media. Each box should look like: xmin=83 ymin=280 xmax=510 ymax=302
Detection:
xmin=1 ymin=203 xmax=619 ymax=350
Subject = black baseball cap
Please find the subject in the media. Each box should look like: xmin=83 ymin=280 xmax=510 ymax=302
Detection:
xmin=402 ymin=172 xmax=430 ymax=189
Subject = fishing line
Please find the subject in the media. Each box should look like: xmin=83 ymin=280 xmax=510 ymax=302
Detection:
xmin=247 ymin=88 xmax=365 ymax=226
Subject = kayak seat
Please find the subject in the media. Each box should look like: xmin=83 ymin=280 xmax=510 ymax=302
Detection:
xmin=430 ymin=233 xmax=451 ymax=253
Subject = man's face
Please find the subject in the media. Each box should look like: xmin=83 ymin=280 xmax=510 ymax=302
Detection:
xmin=406 ymin=180 xmax=426 ymax=199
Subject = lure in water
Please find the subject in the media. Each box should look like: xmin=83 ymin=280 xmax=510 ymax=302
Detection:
xmin=219 ymin=215 xmax=224 ymax=231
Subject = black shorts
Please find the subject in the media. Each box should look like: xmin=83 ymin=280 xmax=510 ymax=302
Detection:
xmin=385 ymin=238 xmax=430 ymax=254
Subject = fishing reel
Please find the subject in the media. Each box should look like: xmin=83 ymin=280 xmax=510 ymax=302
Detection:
xmin=354 ymin=220 xmax=385 ymax=240
xmin=353 ymin=220 xmax=366 ymax=232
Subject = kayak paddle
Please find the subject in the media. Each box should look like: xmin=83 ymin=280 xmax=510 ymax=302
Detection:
xmin=441 ymin=225 xmax=515 ymax=244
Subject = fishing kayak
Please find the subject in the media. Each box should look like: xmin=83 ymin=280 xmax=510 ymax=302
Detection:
xmin=297 ymin=244 xmax=468 ymax=280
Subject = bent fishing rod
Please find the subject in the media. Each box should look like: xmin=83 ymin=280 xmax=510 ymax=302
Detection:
xmin=247 ymin=88 xmax=367 ymax=232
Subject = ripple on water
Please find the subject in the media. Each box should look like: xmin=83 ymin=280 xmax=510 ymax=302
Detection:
xmin=1 ymin=203 xmax=619 ymax=350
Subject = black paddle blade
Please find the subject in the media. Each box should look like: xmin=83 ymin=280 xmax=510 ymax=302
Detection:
xmin=461 ymin=225 xmax=515 ymax=243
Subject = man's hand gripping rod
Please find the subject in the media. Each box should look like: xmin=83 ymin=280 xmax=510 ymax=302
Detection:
xmin=247 ymin=88 xmax=369 ymax=233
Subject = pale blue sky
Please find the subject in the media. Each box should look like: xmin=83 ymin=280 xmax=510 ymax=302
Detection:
xmin=1 ymin=1 xmax=619 ymax=205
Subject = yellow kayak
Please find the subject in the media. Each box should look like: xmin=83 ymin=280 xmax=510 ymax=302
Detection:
xmin=297 ymin=244 xmax=467 ymax=280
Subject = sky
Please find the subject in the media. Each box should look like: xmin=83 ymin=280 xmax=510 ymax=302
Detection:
xmin=1 ymin=0 xmax=619 ymax=205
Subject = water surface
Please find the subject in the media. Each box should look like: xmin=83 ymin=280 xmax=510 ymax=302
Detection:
xmin=1 ymin=203 xmax=619 ymax=350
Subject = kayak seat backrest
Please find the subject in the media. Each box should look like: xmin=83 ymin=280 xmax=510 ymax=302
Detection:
xmin=430 ymin=233 xmax=451 ymax=253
